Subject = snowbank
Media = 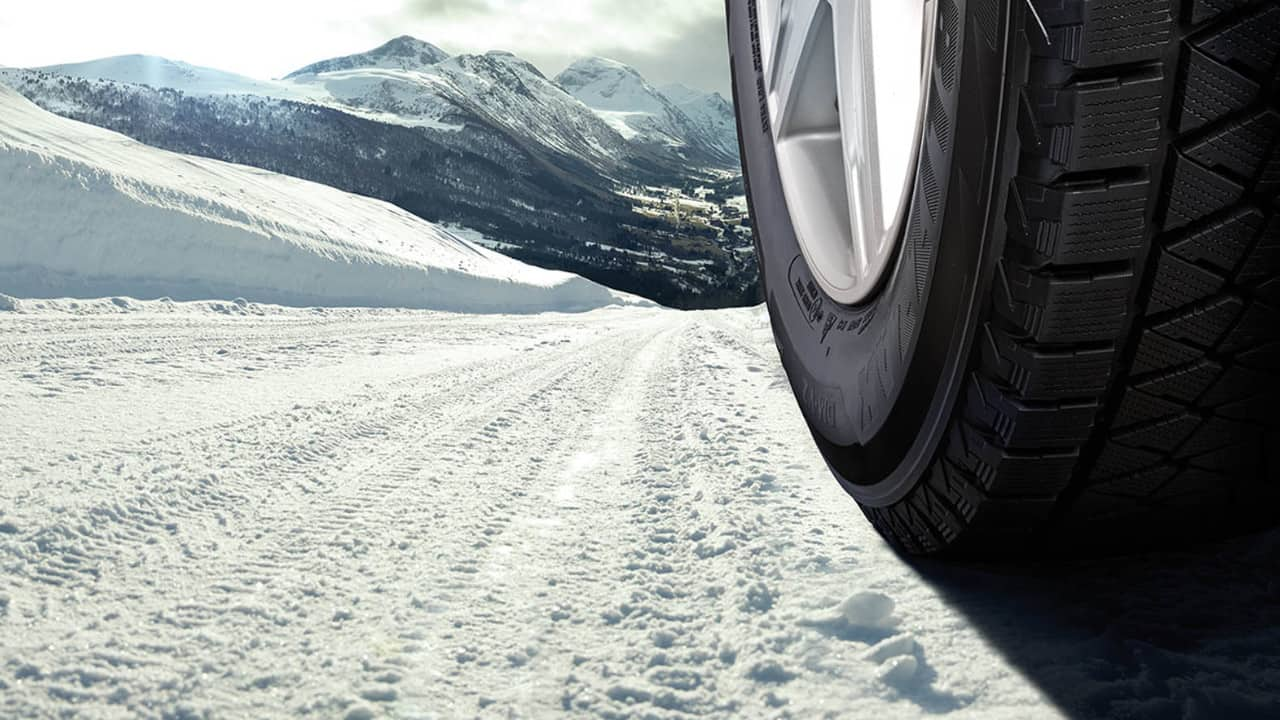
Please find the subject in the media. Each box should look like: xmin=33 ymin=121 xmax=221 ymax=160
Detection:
xmin=0 ymin=84 xmax=639 ymax=313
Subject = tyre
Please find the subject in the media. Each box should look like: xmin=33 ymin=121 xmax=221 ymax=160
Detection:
xmin=727 ymin=0 xmax=1280 ymax=555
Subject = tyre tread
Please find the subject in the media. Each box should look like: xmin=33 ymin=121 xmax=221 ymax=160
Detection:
xmin=875 ymin=0 xmax=1280 ymax=554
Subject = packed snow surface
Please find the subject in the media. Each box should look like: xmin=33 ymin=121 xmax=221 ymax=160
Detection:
xmin=3 ymin=297 xmax=1276 ymax=718
xmin=0 ymin=85 xmax=631 ymax=313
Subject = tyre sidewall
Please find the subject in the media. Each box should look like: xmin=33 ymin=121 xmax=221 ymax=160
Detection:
xmin=727 ymin=0 xmax=1007 ymax=506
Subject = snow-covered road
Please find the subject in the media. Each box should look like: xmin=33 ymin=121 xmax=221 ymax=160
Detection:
xmin=2 ymin=299 xmax=1277 ymax=719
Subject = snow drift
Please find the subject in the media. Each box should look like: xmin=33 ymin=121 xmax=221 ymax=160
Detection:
xmin=0 ymin=84 xmax=636 ymax=313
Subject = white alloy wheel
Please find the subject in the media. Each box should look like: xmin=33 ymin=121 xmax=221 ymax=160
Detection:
xmin=757 ymin=0 xmax=938 ymax=305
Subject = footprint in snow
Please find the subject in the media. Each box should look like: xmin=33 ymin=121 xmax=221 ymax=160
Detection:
xmin=863 ymin=633 xmax=920 ymax=688
xmin=799 ymin=591 xmax=899 ymax=637
xmin=799 ymin=591 xmax=921 ymax=684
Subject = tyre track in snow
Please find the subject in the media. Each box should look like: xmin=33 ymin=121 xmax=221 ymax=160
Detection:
xmin=281 ymin=319 xmax=678 ymax=715
xmin=0 ymin=307 xmax=673 ymax=717
xmin=552 ymin=319 xmax=975 ymax=718
xmin=1 ymin=303 xmax=1056 ymax=719
xmin=1 ymin=328 xmax=568 ymax=590
xmin=363 ymin=318 xmax=691 ymax=716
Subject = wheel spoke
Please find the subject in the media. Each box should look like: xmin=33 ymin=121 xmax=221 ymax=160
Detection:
xmin=757 ymin=0 xmax=936 ymax=305
xmin=830 ymin=0 xmax=880 ymax=274
xmin=766 ymin=0 xmax=833 ymax=137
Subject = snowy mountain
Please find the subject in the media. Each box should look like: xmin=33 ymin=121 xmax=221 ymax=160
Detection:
xmin=2 ymin=39 xmax=759 ymax=308
xmin=284 ymin=35 xmax=450 ymax=78
xmin=37 ymin=54 xmax=316 ymax=101
xmin=555 ymin=57 xmax=738 ymax=166
xmin=660 ymin=83 xmax=740 ymax=160
xmin=0 ymin=84 xmax=633 ymax=313
xmin=289 ymin=50 xmax=634 ymax=172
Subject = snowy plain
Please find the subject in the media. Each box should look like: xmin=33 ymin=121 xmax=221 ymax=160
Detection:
xmin=2 ymin=60 xmax=1279 ymax=720
xmin=3 ymin=298 xmax=1278 ymax=719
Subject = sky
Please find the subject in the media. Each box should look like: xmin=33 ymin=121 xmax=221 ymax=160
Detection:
xmin=0 ymin=0 xmax=733 ymax=96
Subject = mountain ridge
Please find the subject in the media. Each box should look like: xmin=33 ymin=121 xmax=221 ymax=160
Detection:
xmin=285 ymin=35 xmax=450 ymax=78
xmin=555 ymin=56 xmax=737 ymax=167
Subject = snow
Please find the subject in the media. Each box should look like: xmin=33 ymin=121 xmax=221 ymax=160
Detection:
xmin=0 ymin=85 xmax=636 ymax=313
xmin=285 ymin=52 xmax=633 ymax=168
xmin=659 ymin=83 xmax=740 ymax=159
xmin=594 ymin=110 xmax=644 ymax=140
xmin=558 ymin=57 xmax=675 ymax=116
xmin=19 ymin=44 xmax=704 ymax=170
xmin=284 ymin=35 xmax=451 ymax=78
xmin=4 ymin=296 xmax=1276 ymax=717
xmin=286 ymin=67 xmax=466 ymax=131
xmin=556 ymin=58 xmax=739 ymax=164
xmin=36 ymin=54 xmax=321 ymax=102
xmin=557 ymin=57 xmax=691 ymax=149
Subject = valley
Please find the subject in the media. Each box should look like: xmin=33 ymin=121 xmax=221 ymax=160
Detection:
xmin=0 ymin=37 xmax=759 ymax=309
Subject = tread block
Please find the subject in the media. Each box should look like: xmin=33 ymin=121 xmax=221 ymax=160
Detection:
xmin=1254 ymin=276 xmax=1280 ymax=304
xmin=965 ymin=495 xmax=1058 ymax=532
xmin=967 ymin=376 xmax=1098 ymax=448
xmin=1025 ymin=69 xmax=1164 ymax=172
xmin=1260 ymin=147 xmax=1280 ymax=199
xmin=1177 ymin=47 xmax=1260 ymax=133
xmin=1184 ymin=110 xmax=1280 ymax=179
xmin=1113 ymin=386 xmax=1190 ymax=427
xmin=1162 ymin=152 xmax=1246 ymax=231
xmin=1132 ymin=357 xmax=1223 ymax=403
xmin=1188 ymin=442 xmax=1262 ymax=474
xmin=1093 ymin=442 xmax=1164 ymax=478
xmin=1153 ymin=467 xmax=1232 ymax=502
xmin=1190 ymin=0 xmax=1253 ymax=27
xmin=1196 ymin=4 xmax=1280 ymax=76
xmin=1149 ymin=295 xmax=1243 ymax=348
xmin=1238 ymin=341 xmax=1280 ymax=371
xmin=1030 ymin=0 xmax=1174 ymax=68
xmin=1112 ymin=412 xmax=1203 ymax=452
xmin=1236 ymin=220 xmax=1280 ymax=284
xmin=1219 ymin=300 xmax=1280 ymax=353
xmin=1177 ymin=417 xmax=1261 ymax=458
xmin=1166 ymin=206 xmax=1262 ymax=272
xmin=951 ymin=423 xmax=1079 ymax=497
xmin=1088 ymin=464 xmax=1177 ymax=497
xmin=981 ymin=324 xmax=1114 ymax=399
xmin=1218 ymin=389 xmax=1280 ymax=423
xmin=1200 ymin=363 xmax=1271 ymax=406
xmin=1131 ymin=328 xmax=1204 ymax=373
xmin=998 ymin=261 xmax=1134 ymax=343
xmin=1146 ymin=249 xmax=1226 ymax=313
xmin=1011 ymin=177 xmax=1150 ymax=266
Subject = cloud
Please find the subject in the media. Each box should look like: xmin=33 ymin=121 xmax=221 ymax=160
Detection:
xmin=591 ymin=13 xmax=732 ymax=97
xmin=0 ymin=0 xmax=734 ymax=96
xmin=375 ymin=0 xmax=732 ymax=95
xmin=404 ymin=0 xmax=490 ymax=19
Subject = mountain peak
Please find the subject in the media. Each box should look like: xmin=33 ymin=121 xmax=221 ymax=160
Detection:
xmin=554 ymin=57 xmax=661 ymax=113
xmin=554 ymin=57 xmax=739 ymax=167
xmin=285 ymin=36 xmax=449 ymax=78
xmin=33 ymin=54 xmax=309 ymax=99
xmin=557 ymin=57 xmax=644 ymax=85
xmin=658 ymin=82 xmax=728 ymax=106
xmin=380 ymin=35 xmax=445 ymax=56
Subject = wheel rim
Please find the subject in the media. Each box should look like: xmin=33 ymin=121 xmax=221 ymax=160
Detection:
xmin=757 ymin=0 xmax=938 ymax=305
